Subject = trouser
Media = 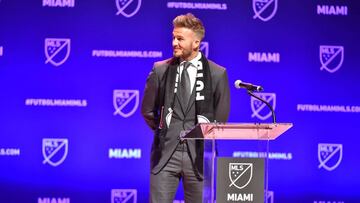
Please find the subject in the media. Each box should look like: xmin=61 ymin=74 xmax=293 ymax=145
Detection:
xmin=150 ymin=143 xmax=203 ymax=203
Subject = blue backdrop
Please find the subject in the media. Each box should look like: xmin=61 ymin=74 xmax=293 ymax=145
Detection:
xmin=1 ymin=0 xmax=359 ymax=202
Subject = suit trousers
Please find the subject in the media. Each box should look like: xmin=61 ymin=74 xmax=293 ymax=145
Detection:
xmin=150 ymin=143 xmax=203 ymax=203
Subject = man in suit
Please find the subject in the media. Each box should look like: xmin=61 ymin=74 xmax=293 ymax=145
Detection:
xmin=141 ymin=13 xmax=230 ymax=203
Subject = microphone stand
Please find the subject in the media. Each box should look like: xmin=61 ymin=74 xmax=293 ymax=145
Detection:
xmin=247 ymin=90 xmax=276 ymax=124
xmin=247 ymin=89 xmax=275 ymax=203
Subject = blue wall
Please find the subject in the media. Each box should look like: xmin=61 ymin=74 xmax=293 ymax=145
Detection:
xmin=0 ymin=0 xmax=359 ymax=202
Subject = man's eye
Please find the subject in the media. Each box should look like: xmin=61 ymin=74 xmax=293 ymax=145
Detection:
xmin=173 ymin=36 xmax=183 ymax=41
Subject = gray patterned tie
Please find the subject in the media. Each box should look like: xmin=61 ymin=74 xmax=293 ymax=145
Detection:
xmin=179 ymin=62 xmax=191 ymax=108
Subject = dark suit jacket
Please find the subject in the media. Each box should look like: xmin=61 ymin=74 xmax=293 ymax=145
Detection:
xmin=141 ymin=56 xmax=230 ymax=175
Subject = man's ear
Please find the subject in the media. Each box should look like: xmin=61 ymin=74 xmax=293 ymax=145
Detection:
xmin=193 ymin=39 xmax=200 ymax=50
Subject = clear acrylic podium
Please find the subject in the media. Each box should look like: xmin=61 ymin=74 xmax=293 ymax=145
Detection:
xmin=182 ymin=123 xmax=293 ymax=203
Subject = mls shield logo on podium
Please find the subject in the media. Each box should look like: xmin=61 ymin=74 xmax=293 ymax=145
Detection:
xmin=320 ymin=45 xmax=344 ymax=73
xmin=200 ymin=42 xmax=209 ymax=58
xmin=113 ymin=90 xmax=139 ymax=118
xmin=111 ymin=189 xmax=137 ymax=203
xmin=318 ymin=143 xmax=343 ymax=171
xmin=253 ymin=0 xmax=278 ymax=22
xmin=115 ymin=0 xmax=141 ymax=18
xmin=45 ymin=38 xmax=71 ymax=67
xmin=229 ymin=163 xmax=253 ymax=189
xmin=218 ymin=158 xmax=264 ymax=203
xmin=251 ymin=93 xmax=276 ymax=121
xmin=42 ymin=138 xmax=69 ymax=167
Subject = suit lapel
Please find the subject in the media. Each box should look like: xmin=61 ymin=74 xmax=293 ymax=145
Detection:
xmin=164 ymin=63 xmax=177 ymax=109
xmin=166 ymin=61 xmax=188 ymax=118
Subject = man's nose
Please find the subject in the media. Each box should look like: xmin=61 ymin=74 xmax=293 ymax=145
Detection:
xmin=172 ymin=38 xmax=178 ymax=46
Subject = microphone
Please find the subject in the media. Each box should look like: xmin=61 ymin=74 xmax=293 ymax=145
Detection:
xmin=234 ymin=80 xmax=275 ymax=123
xmin=234 ymin=80 xmax=263 ymax=92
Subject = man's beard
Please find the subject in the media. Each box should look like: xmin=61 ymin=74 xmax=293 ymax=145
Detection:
xmin=173 ymin=48 xmax=192 ymax=60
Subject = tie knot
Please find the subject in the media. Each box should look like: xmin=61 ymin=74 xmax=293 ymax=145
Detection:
xmin=183 ymin=62 xmax=191 ymax=70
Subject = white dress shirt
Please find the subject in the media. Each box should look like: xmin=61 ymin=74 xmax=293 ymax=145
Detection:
xmin=178 ymin=52 xmax=202 ymax=94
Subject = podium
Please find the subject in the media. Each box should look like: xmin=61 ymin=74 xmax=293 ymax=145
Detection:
xmin=182 ymin=123 xmax=293 ymax=203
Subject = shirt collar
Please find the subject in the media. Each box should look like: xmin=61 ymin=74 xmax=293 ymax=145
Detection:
xmin=189 ymin=52 xmax=202 ymax=65
xmin=180 ymin=52 xmax=202 ymax=67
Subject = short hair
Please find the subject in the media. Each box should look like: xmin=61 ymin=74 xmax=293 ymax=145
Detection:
xmin=173 ymin=13 xmax=205 ymax=40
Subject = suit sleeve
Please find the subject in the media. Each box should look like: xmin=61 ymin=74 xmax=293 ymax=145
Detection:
xmin=141 ymin=66 xmax=159 ymax=131
xmin=214 ymin=69 xmax=230 ymax=123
